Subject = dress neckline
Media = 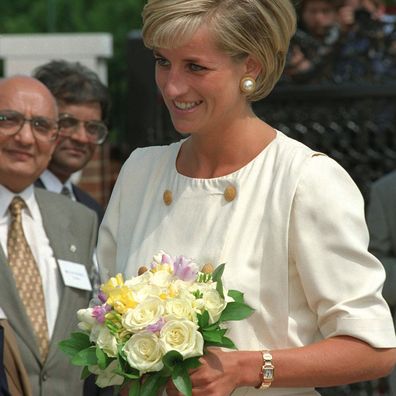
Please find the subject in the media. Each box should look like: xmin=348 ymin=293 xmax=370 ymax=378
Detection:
xmin=171 ymin=130 xmax=280 ymax=182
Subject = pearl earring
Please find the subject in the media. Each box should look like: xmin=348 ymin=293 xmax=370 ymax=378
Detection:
xmin=240 ymin=77 xmax=256 ymax=94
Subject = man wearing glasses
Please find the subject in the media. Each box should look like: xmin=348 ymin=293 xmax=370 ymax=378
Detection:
xmin=33 ymin=60 xmax=110 ymax=225
xmin=0 ymin=76 xmax=97 ymax=395
xmin=33 ymin=60 xmax=112 ymax=395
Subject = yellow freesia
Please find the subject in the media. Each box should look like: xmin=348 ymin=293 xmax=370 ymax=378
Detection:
xmin=106 ymin=285 xmax=138 ymax=314
xmin=151 ymin=263 xmax=172 ymax=274
xmin=101 ymin=273 xmax=124 ymax=295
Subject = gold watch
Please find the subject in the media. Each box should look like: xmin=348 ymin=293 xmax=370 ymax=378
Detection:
xmin=256 ymin=350 xmax=274 ymax=389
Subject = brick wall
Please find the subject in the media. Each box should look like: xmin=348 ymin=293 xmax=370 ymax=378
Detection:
xmin=77 ymin=143 xmax=121 ymax=208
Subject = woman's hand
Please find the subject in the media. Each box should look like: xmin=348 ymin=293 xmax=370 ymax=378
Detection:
xmin=166 ymin=348 xmax=261 ymax=396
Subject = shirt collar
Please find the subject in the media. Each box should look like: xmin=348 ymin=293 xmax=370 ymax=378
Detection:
xmin=39 ymin=169 xmax=71 ymax=194
xmin=0 ymin=184 xmax=36 ymax=219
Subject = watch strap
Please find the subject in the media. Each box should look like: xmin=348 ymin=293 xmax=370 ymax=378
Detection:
xmin=256 ymin=350 xmax=274 ymax=390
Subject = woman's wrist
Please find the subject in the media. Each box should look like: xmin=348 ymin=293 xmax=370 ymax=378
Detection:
xmin=233 ymin=351 xmax=265 ymax=388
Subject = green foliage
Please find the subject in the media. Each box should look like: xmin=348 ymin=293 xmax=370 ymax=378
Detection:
xmin=58 ymin=332 xmax=91 ymax=357
xmin=219 ymin=301 xmax=255 ymax=322
xmin=1 ymin=0 xmax=147 ymax=143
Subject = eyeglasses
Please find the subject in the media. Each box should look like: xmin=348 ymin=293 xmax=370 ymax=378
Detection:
xmin=0 ymin=110 xmax=59 ymax=141
xmin=58 ymin=114 xmax=108 ymax=145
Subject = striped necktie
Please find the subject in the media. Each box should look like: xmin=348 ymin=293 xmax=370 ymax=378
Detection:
xmin=7 ymin=196 xmax=49 ymax=362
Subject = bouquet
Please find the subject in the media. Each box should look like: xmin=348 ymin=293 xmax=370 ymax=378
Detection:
xmin=59 ymin=252 xmax=254 ymax=396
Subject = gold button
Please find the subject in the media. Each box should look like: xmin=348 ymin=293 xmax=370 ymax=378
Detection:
xmin=224 ymin=185 xmax=237 ymax=202
xmin=163 ymin=190 xmax=173 ymax=205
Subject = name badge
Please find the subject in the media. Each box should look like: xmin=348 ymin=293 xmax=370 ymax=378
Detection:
xmin=58 ymin=260 xmax=92 ymax=291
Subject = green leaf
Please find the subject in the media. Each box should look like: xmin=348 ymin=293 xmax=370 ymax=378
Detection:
xmin=172 ymin=366 xmax=192 ymax=396
xmin=219 ymin=336 xmax=237 ymax=349
xmin=227 ymin=290 xmax=244 ymax=303
xmin=58 ymin=332 xmax=91 ymax=358
xmin=200 ymin=322 xmax=220 ymax=332
xmin=219 ymin=302 xmax=254 ymax=322
xmin=212 ymin=263 xmax=225 ymax=299
xmin=71 ymin=346 xmax=98 ymax=366
xmin=140 ymin=372 xmax=168 ymax=396
xmin=96 ymin=347 xmax=108 ymax=370
xmin=162 ymin=350 xmax=184 ymax=370
xmin=197 ymin=311 xmax=209 ymax=329
xmin=80 ymin=366 xmax=91 ymax=380
xmin=183 ymin=356 xmax=201 ymax=370
xmin=114 ymin=358 xmax=140 ymax=380
xmin=128 ymin=379 xmax=141 ymax=396
xmin=212 ymin=263 xmax=225 ymax=282
xmin=204 ymin=336 xmax=236 ymax=349
xmin=202 ymin=329 xmax=226 ymax=343
xmin=114 ymin=370 xmax=141 ymax=380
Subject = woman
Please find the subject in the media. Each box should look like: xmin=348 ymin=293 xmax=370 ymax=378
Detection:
xmin=97 ymin=0 xmax=396 ymax=395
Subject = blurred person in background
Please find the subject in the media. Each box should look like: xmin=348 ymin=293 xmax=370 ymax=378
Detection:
xmin=366 ymin=170 xmax=396 ymax=396
xmin=33 ymin=60 xmax=110 ymax=225
xmin=283 ymin=0 xmax=340 ymax=83
xmin=334 ymin=0 xmax=396 ymax=82
xmin=33 ymin=60 xmax=112 ymax=396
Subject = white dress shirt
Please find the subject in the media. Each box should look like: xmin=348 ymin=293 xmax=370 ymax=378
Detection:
xmin=0 ymin=185 xmax=61 ymax=337
xmin=39 ymin=169 xmax=76 ymax=201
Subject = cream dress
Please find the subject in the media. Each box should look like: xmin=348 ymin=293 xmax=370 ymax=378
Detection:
xmin=98 ymin=131 xmax=396 ymax=396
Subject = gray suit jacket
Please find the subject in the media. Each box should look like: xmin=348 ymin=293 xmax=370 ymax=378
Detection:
xmin=366 ymin=170 xmax=396 ymax=309
xmin=0 ymin=188 xmax=97 ymax=396
xmin=366 ymin=171 xmax=396 ymax=396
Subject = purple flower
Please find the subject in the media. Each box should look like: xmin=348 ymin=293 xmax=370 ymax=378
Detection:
xmin=146 ymin=317 xmax=165 ymax=333
xmin=151 ymin=251 xmax=174 ymax=270
xmin=173 ymin=255 xmax=198 ymax=282
xmin=98 ymin=291 xmax=107 ymax=304
xmin=161 ymin=253 xmax=173 ymax=265
xmin=92 ymin=304 xmax=112 ymax=324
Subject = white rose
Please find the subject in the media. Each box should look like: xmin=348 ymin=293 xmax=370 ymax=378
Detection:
xmin=160 ymin=319 xmax=203 ymax=359
xmin=202 ymin=289 xmax=226 ymax=324
xmin=122 ymin=297 xmax=164 ymax=332
xmin=89 ymin=360 xmax=124 ymax=388
xmin=151 ymin=270 xmax=172 ymax=288
xmin=165 ymin=297 xmax=196 ymax=322
xmin=77 ymin=308 xmax=96 ymax=331
xmin=131 ymin=283 xmax=162 ymax=303
xmin=123 ymin=332 xmax=164 ymax=373
xmin=96 ymin=327 xmax=118 ymax=357
xmin=170 ymin=280 xmax=194 ymax=297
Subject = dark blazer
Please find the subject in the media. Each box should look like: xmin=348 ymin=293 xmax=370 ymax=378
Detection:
xmin=0 ymin=324 xmax=10 ymax=396
xmin=0 ymin=188 xmax=97 ymax=395
xmin=1 ymin=319 xmax=33 ymax=396
xmin=35 ymin=178 xmax=105 ymax=226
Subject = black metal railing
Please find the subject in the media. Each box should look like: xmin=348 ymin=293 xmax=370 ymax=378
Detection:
xmin=126 ymin=32 xmax=396 ymax=200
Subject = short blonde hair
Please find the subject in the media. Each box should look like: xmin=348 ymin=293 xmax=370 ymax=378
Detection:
xmin=142 ymin=0 xmax=296 ymax=101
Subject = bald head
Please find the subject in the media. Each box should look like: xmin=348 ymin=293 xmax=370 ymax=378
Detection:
xmin=0 ymin=75 xmax=58 ymax=117
xmin=0 ymin=75 xmax=59 ymax=192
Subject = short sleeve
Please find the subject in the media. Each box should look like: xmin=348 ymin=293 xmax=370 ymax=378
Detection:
xmin=289 ymin=155 xmax=396 ymax=348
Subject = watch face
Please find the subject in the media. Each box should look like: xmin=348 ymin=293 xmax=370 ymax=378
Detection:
xmin=263 ymin=368 xmax=274 ymax=380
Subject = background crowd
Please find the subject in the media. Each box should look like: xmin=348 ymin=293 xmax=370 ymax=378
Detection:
xmin=283 ymin=0 xmax=396 ymax=84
